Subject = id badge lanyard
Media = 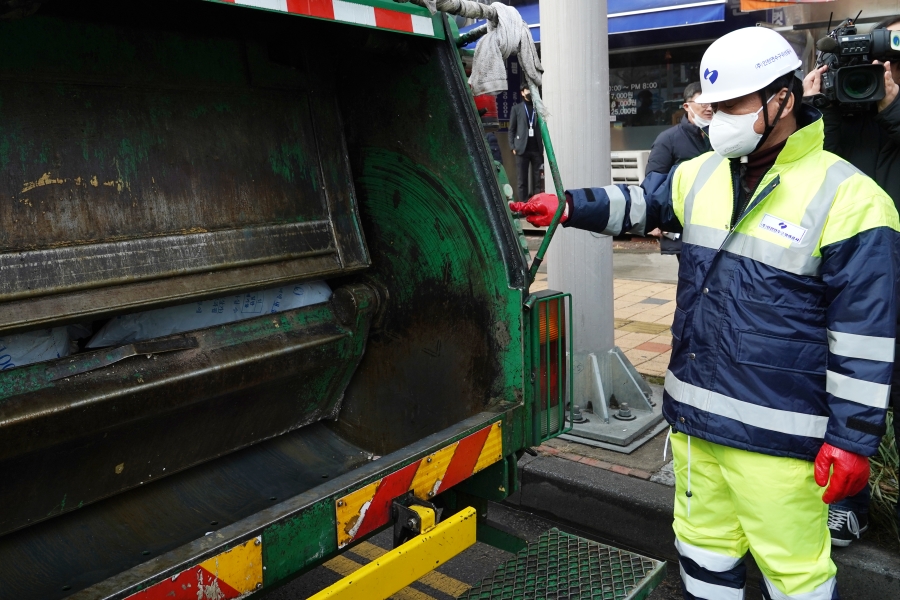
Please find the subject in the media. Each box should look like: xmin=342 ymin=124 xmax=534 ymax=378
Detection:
xmin=525 ymin=103 xmax=535 ymax=137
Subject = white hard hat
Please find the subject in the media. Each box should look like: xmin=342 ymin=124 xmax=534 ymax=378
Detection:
xmin=695 ymin=27 xmax=801 ymax=104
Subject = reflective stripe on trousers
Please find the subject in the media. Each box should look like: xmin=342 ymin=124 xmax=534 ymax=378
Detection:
xmin=677 ymin=539 xmax=746 ymax=599
xmin=671 ymin=434 xmax=837 ymax=599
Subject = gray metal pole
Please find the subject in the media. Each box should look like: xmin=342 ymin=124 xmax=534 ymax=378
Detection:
xmin=542 ymin=0 xmax=660 ymax=446
xmin=542 ymin=0 xmax=614 ymax=383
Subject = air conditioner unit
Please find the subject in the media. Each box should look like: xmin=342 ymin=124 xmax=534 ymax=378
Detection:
xmin=610 ymin=150 xmax=650 ymax=185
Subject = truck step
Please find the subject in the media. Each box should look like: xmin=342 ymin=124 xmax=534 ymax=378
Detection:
xmin=460 ymin=528 xmax=666 ymax=600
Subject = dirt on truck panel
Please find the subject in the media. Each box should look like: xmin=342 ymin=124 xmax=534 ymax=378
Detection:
xmin=0 ymin=1 xmax=550 ymax=598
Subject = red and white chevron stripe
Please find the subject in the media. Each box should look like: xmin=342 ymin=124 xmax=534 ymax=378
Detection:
xmin=335 ymin=421 xmax=504 ymax=548
xmin=217 ymin=0 xmax=438 ymax=37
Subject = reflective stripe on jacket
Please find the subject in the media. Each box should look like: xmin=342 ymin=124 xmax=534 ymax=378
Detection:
xmin=564 ymin=105 xmax=900 ymax=460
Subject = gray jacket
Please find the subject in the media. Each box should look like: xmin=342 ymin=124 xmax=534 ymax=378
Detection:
xmin=508 ymin=101 xmax=542 ymax=155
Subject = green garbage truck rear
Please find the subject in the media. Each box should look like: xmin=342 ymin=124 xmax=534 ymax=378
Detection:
xmin=0 ymin=1 xmax=573 ymax=597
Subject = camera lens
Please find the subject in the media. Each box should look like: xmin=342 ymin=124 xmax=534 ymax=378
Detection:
xmin=841 ymin=70 xmax=879 ymax=100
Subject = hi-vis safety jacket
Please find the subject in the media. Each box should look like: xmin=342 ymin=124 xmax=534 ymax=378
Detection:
xmin=566 ymin=105 xmax=900 ymax=461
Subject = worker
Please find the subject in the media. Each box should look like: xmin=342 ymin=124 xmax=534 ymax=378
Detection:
xmin=512 ymin=27 xmax=899 ymax=599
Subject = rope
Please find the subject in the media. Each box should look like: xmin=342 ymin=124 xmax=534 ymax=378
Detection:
xmin=399 ymin=0 xmax=496 ymax=20
xmin=686 ymin=435 xmax=692 ymax=518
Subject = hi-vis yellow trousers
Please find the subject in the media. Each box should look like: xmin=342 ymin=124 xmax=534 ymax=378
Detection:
xmin=670 ymin=432 xmax=838 ymax=600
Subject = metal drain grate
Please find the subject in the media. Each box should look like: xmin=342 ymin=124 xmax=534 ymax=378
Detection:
xmin=460 ymin=528 xmax=666 ymax=600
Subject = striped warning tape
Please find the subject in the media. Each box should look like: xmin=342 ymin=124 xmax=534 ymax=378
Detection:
xmin=125 ymin=537 xmax=262 ymax=599
xmin=122 ymin=422 xmax=500 ymax=597
xmin=214 ymin=0 xmax=439 ymax=37
xmin=335 ymin=421 xmax=503 ymax=548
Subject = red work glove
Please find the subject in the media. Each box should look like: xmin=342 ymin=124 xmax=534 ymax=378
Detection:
xmin=509 ymin=193 xmax=566 ymax=227
xmin=814 ymin=443 xmax=870 ymax=504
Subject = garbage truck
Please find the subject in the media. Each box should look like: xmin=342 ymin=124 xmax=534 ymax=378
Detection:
xmin=0 ymin=1 xmax=664 ymax=598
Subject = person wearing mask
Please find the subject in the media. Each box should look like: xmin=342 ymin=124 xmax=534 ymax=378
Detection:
xmin=647 ymin=82 xmax=714 ymax=174
xmin=646 ymin=82 xmax=714 ymax=259
xmin=512 ymin=27 xmax=899 ymax=600
xmin=803 ymin=15 xmax=900 ymax=548
xmin=508 ymin=82 xmax=543 ymax=202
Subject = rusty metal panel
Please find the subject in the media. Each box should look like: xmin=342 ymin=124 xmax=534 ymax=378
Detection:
xmin=0 ymin=422 xmax=372 ymax=600
xmin=0 ymin=222 xmax=334 ymax=301
xmin=0 ymin=253 xmax=346 ymax=334
xmin=0 ymin=284 xmax=378 ymax=537
xmin=0 ymin=9 xmax=533 ymax=600
xmin=0 ymin=4 xmax=369 ymax=329
xmin=0 ymin=83 xmax=326 ymax=250
xmin=323 ymin=23 xmax=529 ymax=456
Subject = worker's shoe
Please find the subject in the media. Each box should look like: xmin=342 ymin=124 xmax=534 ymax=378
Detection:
xmin=827 ymin=506 xmax=868 ymax=547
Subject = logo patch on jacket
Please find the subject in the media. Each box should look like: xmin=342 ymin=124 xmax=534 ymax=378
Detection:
xmin=759 ymin=213 xmax=807 ymax=244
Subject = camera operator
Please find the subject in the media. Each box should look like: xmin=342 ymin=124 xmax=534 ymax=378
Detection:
xmin=803 ymin=15 xmax=900 ymax=548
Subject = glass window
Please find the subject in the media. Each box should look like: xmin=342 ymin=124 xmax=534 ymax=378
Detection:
xmin=608 ymin=44 xmax=707 ymax=150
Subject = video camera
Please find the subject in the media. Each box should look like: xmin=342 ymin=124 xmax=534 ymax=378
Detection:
xmin=814 ymin=15 xmax=900 ymax=109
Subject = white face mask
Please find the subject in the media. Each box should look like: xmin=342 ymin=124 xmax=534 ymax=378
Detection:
xmin=708 ymin=94 xmax=775 ymax=159
xmin=688 ymin=107 xmax=711 ymax=128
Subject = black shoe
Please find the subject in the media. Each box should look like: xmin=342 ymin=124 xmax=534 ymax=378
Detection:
xmin=827 ymin=506 xmax=868 ymax=547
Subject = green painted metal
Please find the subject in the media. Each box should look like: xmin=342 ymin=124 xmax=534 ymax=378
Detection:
xmin=263 ymin=501 xmax=337 ymax=587
xmin=494 ymin=158 xmax=532 ymax=261
xmin=526 ymin=86 xmax=569 ymax=288
xmin=453 ymin=453 xmax=513 ymax=502
xmin=459 ymin=529 xmax=667 ymax=600
xmin=476 ymin=522 xmax=528 ymax=555
xmin=323 ymin=14 xmax=528 ymax=454
xmin=0 ymin=5 xmax=552 ymax=597
xmin=527 ymin=292 xmax=574 ymax=445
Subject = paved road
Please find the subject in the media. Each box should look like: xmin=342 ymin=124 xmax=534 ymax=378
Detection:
xmin=264 ymin=503 xmax=684 ymax=599
xmin=612 ymin=252 xmax=679 ymax=285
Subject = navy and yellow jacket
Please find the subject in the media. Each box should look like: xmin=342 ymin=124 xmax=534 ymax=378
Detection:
xmin=566 ymin=105 xmax=900 ymax=461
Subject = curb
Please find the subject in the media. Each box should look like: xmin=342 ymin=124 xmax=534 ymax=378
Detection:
xmin=507 ymin=454 xmax=900 ymax=600
xmin=535 ymin=444 xmax=654 ymax=480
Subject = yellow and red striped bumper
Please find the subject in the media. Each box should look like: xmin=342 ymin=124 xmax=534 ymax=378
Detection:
xmin=335 ymin=421 xmax=502 ymax=548
xmin=121 ymin=422 xmax=502 ymax=598
xmin=125 ymin=536 xmax=262 ymax=599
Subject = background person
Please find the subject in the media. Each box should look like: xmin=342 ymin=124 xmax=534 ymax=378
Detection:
xmin=508 ymin=82 xmax=544 ymax=202
xmin=802 ymin=14 xmax=900 ymax=549
xmin=513 ymin=26 xmax=900 ymax=599
xmin=646 ymin=82 xmax=713 ymax=174
xmin=645 ymin=82 xmax=713 ymax=260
